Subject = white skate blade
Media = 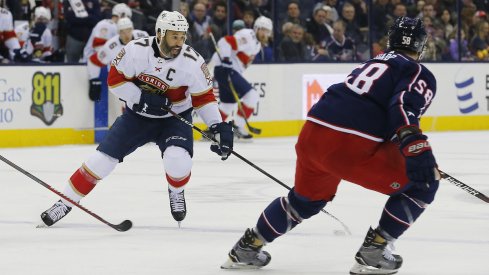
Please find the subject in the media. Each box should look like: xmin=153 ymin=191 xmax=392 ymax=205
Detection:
xmin=220 ymin=257 xmax=262 ymax=270
xmin=350 ymin=262 xmax=398 ymax=275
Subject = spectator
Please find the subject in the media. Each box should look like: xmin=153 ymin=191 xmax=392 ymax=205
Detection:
xmin=326 ymin=20 xmax=355 ymax=61
xmin=440 ymin=8 xmax=454 ymax=39
xmin=281 ymin=1 xmax=306 ymax=29
xmin=210 ymin=1 xmax=227 ymax=41
xmin=243 ymin=9 xmax=256 ymax=29
xmin=190 ymin=2 xmax=211 ymax=38
xmin=447 ymin=28 xmax=472 ymax=61
xmin=305 ymin=5 xmax=332 ymax=44
xmin=318 ymin=0 xmax=339 ymax=21
xmin=371 ymin=0 xmax=391 ymax=41
xmin=189 ymin=2 xmax=213 ymax=60
xmin=63 ymin=0 xmax=101 ymax=63
xmin=340 ymin=3 xmax=365 ymax=52
xmin=279 ymin=23 xmax=307 ymax=61
xmin=470 ymin=20 xmax=489 ymax=60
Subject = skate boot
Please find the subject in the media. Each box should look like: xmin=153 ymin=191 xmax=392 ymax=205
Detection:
xmin=168 ymin=188 xmax=186 ymax=226
xmin=233 ymin=124 xmax=253 ymax=143
xmin=221 ymin=228 xmax=271 ymax=269
xmin=350 ymin=227 xmax=403 ymax=275
xmin=38 ymin=200 xmax=72 ymax=227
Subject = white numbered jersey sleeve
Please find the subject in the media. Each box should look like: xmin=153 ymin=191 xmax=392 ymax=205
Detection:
xmin=83 ymin=19 xmax=117 ymax=62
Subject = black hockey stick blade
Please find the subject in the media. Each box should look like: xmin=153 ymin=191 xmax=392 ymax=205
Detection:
xmin=246 ymin=123 xmax=262 ymax=135
xmin=0 ymin=154 xmax=134 ymax=231
xmin=439 ymin=170 xmax=489 ymax=203
xmin=112 ymin=220 xmax=133 ymax=232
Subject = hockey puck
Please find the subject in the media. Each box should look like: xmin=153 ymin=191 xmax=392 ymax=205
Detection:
xmin=333 ymin=230 xmax=346 ymax=236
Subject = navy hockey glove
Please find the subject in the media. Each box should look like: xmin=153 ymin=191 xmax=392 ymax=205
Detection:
xmin=209 ymin=121 xmax=233 ymax=160
xmin=89 ymin=78 xmax=102 ymax=101
xmin=133 ymin=91 xmax=172 ymax=116
xmin=399 ymin=131 xmax=437 ymax=190
xmin=13 ymin=48 xmax=30 ymax=62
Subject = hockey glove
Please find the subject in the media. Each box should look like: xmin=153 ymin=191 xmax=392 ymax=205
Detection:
xmin=399 ymin=132 xmax=437 ymax=190
xmin=132 ymin=91 xmax=172 ymax=116
xmin=13 ymin=48 xmax=30 ymax=62
xmin=89 ymin=78 xmax=102 ymax=101
xmin=209 ymin=121 xmax=234 ymax=160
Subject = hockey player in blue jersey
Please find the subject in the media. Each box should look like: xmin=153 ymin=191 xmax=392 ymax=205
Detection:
xmin=221 ymin=17 xmax=439 ymax=275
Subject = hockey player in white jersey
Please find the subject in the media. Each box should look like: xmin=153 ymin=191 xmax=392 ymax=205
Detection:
xmin=15 ymin=7 xmax=53 ymax=62
xmin=210 ymin=20 xmax=261 ymax=140
xmin=84 ymin=3 xmax=132 ymax=101
xmin=39 ymin=10 xmax=233 ymax=228
xmin=0 ymin=6 xmax=26 ymax=62
xmin=87 ymin=17 xmax=148 ymax=83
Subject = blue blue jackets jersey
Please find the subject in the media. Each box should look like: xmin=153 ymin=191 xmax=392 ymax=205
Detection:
xmin=308 ymin=51 xmax=437 ymax=141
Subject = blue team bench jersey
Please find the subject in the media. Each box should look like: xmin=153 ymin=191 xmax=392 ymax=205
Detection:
xmin=308 ymin=51 xmax=437 ymax=142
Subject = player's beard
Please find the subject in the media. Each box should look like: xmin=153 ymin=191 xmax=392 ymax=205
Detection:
xmin=159 ymin=37 xmax=182 ymax=58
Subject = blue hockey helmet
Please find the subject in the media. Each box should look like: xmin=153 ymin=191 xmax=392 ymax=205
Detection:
xmin=388 ymin=16 xmax=427 ymax=54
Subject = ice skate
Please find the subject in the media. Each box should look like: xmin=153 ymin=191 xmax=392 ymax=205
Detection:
xmin=168 ymin=188 xmax=186 ymax=226
xmin=233 ymin=124 xmax=253 ymax=143
xmin=38 ymin=200 xmax=72 ymax=227
xmin=221 ymin=228 xmax=271 ymax=269
xmin=350 ymin=227 xmax=403 ymax=275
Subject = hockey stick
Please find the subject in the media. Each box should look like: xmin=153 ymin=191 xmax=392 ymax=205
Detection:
xmin=0 ymin=154 xmax=132 ymax=232
xmin=165 ymin=107 xmax=352 ymax=235
xmin=439 ymin=170 xmax=489 ymax=203
xmin=209 ymin=32 xmax=262 ymax=135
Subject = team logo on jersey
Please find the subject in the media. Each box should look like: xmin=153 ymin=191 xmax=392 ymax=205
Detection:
xmin=390 ymin=182 xmax=401 ymax=189
xmin=112 ymin=48 xmax=126 ymax=66
xmin=30 ymin=72 xmax=63 ymax=125
xmin=201 ymin=63 xmax=212 ymax=85
xmin=137 ymin=74 xmax=170 ymax=94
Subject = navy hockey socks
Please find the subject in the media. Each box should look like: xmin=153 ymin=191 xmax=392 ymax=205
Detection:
xmin=379 ymin=182 xmax=439 ymax=238
xmin=256 ymin=190 xmax=327 ymax=242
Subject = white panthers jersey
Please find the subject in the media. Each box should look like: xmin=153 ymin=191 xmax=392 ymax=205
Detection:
xmin=211 ymin=28 xmax=260 ymax=73
xmin=82 ymin=19 xmax=118 ymax=62
xmin=0 ymin=8 xmax=20 ymax=57
xmin=87 ymin=29 xmax=149 ymax=79
xmin=107 ymin=36 xmax=221 ymax=126
xmin=15 ymin=22 xmax=53 ymax=59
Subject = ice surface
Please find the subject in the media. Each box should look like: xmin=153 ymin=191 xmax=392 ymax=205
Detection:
xmin=0 ymin=132 xmax=487 ymax=275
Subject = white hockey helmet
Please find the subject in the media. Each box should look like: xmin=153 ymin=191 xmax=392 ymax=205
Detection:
xmin=254 ymin=16 xmax=273 ymax=34
xmin=155 ymin=10 xmax=189 ymax=38
xmin=34 ymin=6 xmax=52 ymax=22
xmin=117 ymin=17 xmax=134 ymax=31
xmin=112 ymin=3 xmax=132 ymax=18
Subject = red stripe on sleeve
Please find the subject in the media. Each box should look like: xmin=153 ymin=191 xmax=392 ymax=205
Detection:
xmin=3 ymin=30 xmax=17 ymax=40
xmin=90 ymin=53 xmax=105 ymax=67
xmin=165 ymin=86 xmax=188 ymax=103
xmin=236 ymin=52 xmax=251 ymax=65
xmin=92 ymin=37 xmax=107 ymax=48
xmin=108 ymin=66 xmax=133 ymax=87
xmin=224 ymin=35 xmax=238 ymax=50
xmin=191 ymin=89 xmax=217 ymax=108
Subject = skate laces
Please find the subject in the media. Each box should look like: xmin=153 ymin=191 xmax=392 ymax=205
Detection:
xmin=382 ymin=242 xmax=396 ymax=261
xmin=48 ymin=201 xmax=70 ymax=221
xmin=169 ymin=190 xmax=185 ymax=212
